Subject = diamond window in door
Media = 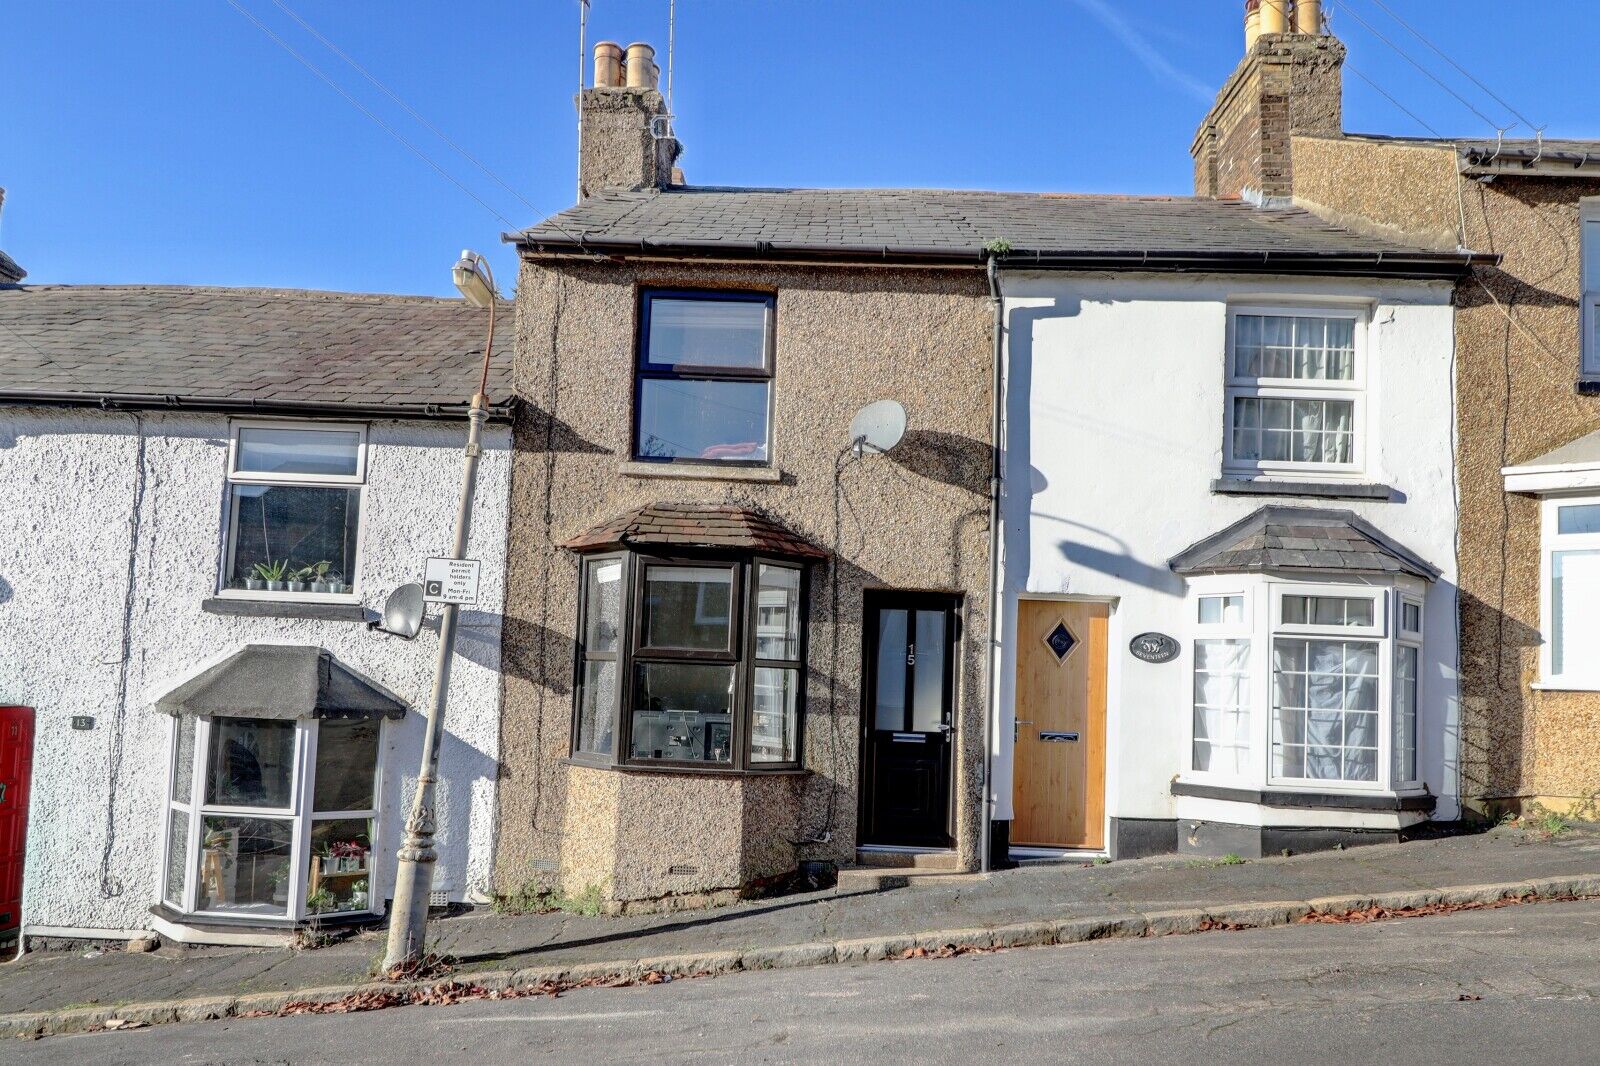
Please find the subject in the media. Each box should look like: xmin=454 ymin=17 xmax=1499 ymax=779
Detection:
xmin=1043 ymin=618 xmax=1079 ymax=663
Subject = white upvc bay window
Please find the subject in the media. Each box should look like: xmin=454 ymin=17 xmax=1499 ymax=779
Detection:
xmin=1224 ymin=307 xmax=1366 ymax=477
xmin=1538 ymin=495 xmax=1600 ymax=689
xmin=1187 ymin=576 xmax=1426 ymax=793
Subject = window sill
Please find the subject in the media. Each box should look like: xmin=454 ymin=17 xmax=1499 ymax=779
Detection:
xmin=202 ymin=597 xmax=369 ymax=622
xmin=1577 ymin=377 xmax=1600 ymax=397
xmin=1171 ymin=778 xmax=1435 ymax=812
xmin=150 ymin=901 xmax=378 ymax=932
xmin=1211 ymin=477 xmax=1398 ymax=502
xmin=619 ymin=460 xmax=783 ymax=484
xmin=562 ymin=757 xmax=809 ymax=778
xmin=1529 ymin=680 xmax=1600 ymax=693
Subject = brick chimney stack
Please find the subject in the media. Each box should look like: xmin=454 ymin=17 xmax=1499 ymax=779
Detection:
xmin=1192 ymin=1 xmax=1344 ymax=201
xmin=577 ymin=41 xmax=682 ymax=200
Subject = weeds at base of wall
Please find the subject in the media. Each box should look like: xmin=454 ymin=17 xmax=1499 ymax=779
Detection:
xmin=492 ymin=883 xmax=606 ymax=917
xmin=1498 ymin=790 xmax=1600 ymax=840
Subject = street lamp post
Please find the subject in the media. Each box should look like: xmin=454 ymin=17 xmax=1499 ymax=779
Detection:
xmin=383 ymin=250 xmax=499 ymax=971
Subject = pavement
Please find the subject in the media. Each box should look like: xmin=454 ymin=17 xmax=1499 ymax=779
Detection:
xmin=14 ymin=894 xmax=1600 ymax=1063
xmin=5 ymin=823 xmax=1600 ymax=1040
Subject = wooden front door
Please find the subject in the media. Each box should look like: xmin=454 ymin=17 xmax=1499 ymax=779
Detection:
xmin=1012 ymin=601 xmax=1107 ymax=849
xmin=859 ymin=593 xmax=958 ymax=848
xmin=0 ymin=707 xmax=34 ymax=952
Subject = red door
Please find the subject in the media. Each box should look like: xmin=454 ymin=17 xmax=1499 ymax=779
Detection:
xmin=0 ymin=707 xmax=34 ymax=953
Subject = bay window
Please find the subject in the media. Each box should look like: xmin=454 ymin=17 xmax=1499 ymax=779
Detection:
xmin=1538 ymin=496 xmax=1600 ymax=688
xmin=1187 ymin=580 xmax=1426 ymax=792
xmin=223 ymin=421 xmax=365 ymax=598
xmin=1225 ymin=308 xmax=1363 ymax=475
xmin=163 ymin=714 xmax=383 ymax=922
xmin=573 ymin=552 xmax=807 ymax=771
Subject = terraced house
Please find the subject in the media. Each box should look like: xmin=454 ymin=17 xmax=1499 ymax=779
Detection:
xmin=0 ymin=282 xmax=512 ymax=948
xmin=1195 ymin=3 xmax=1600 ymax=819
xmin=492 ymin=28 xmax=1480 ymax=914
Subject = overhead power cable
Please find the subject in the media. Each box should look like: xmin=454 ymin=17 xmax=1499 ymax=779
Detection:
xmin=1361 ymin=0 xmax=1538 ymax=133
xmin=267 ymin=0 xmax=547 ymax=223
xmin=1345 ymin=61 xmax=1443 ymax=139
xmin=1332 ymin=1 xmax=1501 ymax=131
xmin=223 ymin=0 xmax=520 ymax=230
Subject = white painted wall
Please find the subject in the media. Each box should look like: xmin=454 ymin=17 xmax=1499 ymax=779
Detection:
xmin=991 ymin=272 xmax=1461 ymax=834
xmin=0 ymin=408 xmax=509 ymax=934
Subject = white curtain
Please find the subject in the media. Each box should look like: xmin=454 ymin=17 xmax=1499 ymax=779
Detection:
xmin=1194 ymin=640 xmax=1251 ymax=774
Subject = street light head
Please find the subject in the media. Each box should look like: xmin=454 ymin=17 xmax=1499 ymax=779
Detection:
xmin=452 ymin=249 xmax=498 ymax=308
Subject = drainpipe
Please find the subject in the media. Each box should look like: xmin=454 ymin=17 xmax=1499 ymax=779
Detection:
xmin=980 ymin=251 xmax=1005 ymax=874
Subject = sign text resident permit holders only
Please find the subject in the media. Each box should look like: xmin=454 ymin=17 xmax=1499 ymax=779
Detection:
xmin=423 ymin=558 xmax=481 ymax=605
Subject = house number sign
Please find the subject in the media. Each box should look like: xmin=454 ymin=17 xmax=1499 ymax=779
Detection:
xmin=1129 ymin=632 xmax=1180 ymax=664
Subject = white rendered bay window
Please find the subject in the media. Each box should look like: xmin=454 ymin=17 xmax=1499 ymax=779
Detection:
xmin=1187 ymin=581 xmax=1425 ymax=792
xmin=1225 ymin=308 xmax=1364 ymax=475
xmin=1540 ymin=496 xmax=1600 ymax=688
xmin=162 ymin=715 xmax=383 ymax=922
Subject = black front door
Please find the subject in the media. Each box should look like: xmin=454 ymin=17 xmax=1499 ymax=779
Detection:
xmin=860 ymin=593 xmax=957 ymax=848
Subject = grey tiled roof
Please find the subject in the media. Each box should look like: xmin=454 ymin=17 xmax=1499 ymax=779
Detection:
xmin=510 ymin=186 xmax=1478 ymax=273
xmin=564 ymin=502 xmax=827 ymax=560
xmin=0 ymin=285 xmax=512 ymax=417
xmin=1169 ymin=506 xmax=1439 ymax=580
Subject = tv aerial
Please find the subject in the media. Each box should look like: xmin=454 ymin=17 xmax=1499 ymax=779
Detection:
xmin=368 ymin=582 xmax=425 ymax=640
xmin=848 ymin=399 xmax=907 ymax=458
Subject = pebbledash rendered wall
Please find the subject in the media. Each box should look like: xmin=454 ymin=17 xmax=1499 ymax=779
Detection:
xmin=991 ymin=271 xmax=1462 ymax=845
xmin=0 ymin=407 xmax=508 ymax=937
xmin=1293 ymin=134 xmax=1600 ymax=814
xmin=495 ymin=259 xmax=992 ymax=904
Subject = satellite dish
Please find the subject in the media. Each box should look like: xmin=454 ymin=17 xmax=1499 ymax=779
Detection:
xmin=369 ymin=582 xmax=425 ymax=640
xmin=848 ymin=399 xmax=907 ymax=458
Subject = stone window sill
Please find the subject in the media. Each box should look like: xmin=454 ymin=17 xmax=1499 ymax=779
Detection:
xmin=1576 ymin=377 xmax=1600 ymax=397
xmin=1171 ymin=778 xmax=1435 ymax=812
xmin=202 ymin=597 xmax=368 ymax=622
xmin=1211 ymin=477 xmax=1398 ymax=502
xmin=619 ymin=460 xmax=783 ymax=484
xmin=1529 ymin=680 xmax=1600 ymax=693
xmin=562 ymin=757 xmax=809 ymax=778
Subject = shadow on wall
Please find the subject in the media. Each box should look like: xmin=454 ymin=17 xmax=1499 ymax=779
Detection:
xmin=1458 ymin=586 xmax=1547 ymax=807
xmin=511 ymin=404 xmax=611 ymax=456
xmin=385 ymin=717 xmax=500 ymax=896
xmin=1055 ymin=537 xmax=1186 ymax=597
xmin=0 ymin=575 xmax=11 ymax=605
xmin=499 ymin=612 xmax=576 ymax=695
xmin=888 ymin=429 xmax=991 ymax=496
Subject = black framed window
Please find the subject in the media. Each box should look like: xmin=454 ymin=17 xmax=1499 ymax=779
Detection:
xmin=572 ymin=551 xmax=807 ymax=771
xmin=633 ymin=290 xmax=775 ymax=465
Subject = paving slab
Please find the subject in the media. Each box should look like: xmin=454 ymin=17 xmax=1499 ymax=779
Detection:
xmin=3 ymin=824 xmax=1596 ymax=1020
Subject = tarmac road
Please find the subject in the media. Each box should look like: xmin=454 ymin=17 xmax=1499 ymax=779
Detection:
xmin=13 ymin=897 xmax=1600 ymax=1065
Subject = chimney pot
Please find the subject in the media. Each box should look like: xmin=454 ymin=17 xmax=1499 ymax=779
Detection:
xmin=625 ymin=42 xmax=658 ymax=89
xmin=593 ymin=41 xmax=623 ymax=88
xmin=1296 ymin=0 xmax=1322 ymax=34
xmin=1258 ymin=0 xmax=1289 ymax=34
xmin=1244 ymin=0 xmax=1262 ymax=50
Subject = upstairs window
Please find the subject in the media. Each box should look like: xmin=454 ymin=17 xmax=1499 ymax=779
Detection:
xmin=1225 ymin=308 xmax=1363 ymax=475
xmin=224 ymin=422 xmax=364 ymax=598
xmin=1582 ymin=201 xmax=1600 ymax=377
xmin=634 ymin=291 xmax=774 ymax=464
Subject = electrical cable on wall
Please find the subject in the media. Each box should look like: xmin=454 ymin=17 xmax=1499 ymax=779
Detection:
xmin=99 ymin=412 xmax=148 ymax=900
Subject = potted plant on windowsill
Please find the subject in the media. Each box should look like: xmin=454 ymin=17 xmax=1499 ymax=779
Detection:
xmin=325 ymin=570 xmax=348 ymax=596
xmin=253 ymin=559 xmax=289 ymax=592
xmin=288 ymin=563 xmax=313 ymax=595
xmin=349 ymin=878 xmax=369 ymax=911
xmin=306 ymin=887 xmax=337 ymax=915
xmin=306 ymin=560 xmax=335 ymax=595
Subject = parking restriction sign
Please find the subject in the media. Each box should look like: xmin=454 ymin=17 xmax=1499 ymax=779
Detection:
xmin=423 ymin=558 xmax=481 ymax=605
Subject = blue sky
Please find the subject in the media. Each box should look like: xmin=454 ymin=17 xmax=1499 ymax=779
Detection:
xmin=5 ymin=1 xmax=1595 ymax=295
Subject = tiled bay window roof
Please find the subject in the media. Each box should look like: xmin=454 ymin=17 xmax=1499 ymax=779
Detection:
xmin=563 ymin=502 xmax=828 ymax=560
xmin=1169 ymin=506 xmax=1439 ymax=579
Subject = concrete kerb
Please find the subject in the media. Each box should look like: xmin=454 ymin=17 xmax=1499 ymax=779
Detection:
xmin=7 ymin=875 xmax=1599 ymax=1041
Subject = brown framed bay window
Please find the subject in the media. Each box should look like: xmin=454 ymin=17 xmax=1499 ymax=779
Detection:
xmin=573 ymin=552 xmax=807 ymax=772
